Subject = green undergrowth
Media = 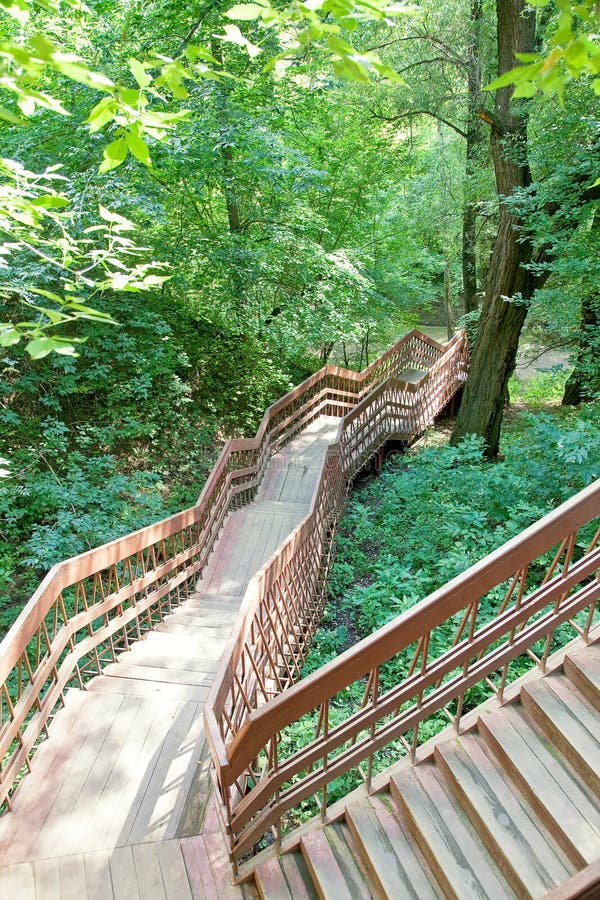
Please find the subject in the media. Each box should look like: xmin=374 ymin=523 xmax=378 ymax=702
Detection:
xmin=278 ymin=390 xmax=600 ymax=822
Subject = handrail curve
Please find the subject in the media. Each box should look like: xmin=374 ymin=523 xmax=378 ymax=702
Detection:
xmin=0 ymin=329 xmax=459 ymax=813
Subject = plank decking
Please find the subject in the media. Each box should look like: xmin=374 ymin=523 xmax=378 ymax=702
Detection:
xmin=0 ymin=417 xmax=338 ymax=898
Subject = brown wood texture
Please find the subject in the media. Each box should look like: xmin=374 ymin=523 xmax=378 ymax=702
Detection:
xmin=221 ymin=482 xmax=599 ymax=860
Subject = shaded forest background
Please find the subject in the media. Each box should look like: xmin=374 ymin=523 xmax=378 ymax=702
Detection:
xmin=1 ymin=0 xmax=599 ymax=632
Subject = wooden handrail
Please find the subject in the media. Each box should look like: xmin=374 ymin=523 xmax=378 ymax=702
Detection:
xmin=0 ymin=329 xmax=456 ymax=814
xmin=214 ymin=473 xmax=599 ymax=863
xmin=227 ymin=479 xmax=600 ymax=776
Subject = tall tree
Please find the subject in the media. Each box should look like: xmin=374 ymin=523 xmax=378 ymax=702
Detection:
xmin=451 ymin=0 xmax=537 ymax=456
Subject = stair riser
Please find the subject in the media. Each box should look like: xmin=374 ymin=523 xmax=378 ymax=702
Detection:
xmin=477 ymin=716 xmax=587 ymax=869
xmin=563 ymin=654 xmax=600 ymax=708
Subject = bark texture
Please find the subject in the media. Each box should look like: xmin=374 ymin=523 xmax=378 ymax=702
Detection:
xmin=462 ymin=0 xmax=484 ymax=314
xmin=451 ymin=0 xmax=536 ymax=456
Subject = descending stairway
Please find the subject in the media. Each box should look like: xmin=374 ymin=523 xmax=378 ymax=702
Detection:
xmin=251 ymin=640 xmax=600 ymax=900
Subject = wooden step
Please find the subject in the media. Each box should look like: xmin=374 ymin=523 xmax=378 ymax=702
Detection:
xmin=478 ymin=704 xmax=600 ymax=866
xmin=88 ymin=674 xmax=210 ymax=702
xmin=186 ymin=593 xmax=242 ymax=611
xmin=391 ymin=763 xmax=516 ymax=899
xmin=521 ymin=674 xmax=600 ymax=795
xmin=155 ymin=621 xmax=233 ymax=638
xmin=116 ymin=648 xmax=219 ymax=675
xmin=345 ymin=793 xmax=441 ymax=899
xmin=254 ymin=851 xmax=317 ymax=899
xmin=164 ymin=607 xmax=240 ymax=627
xmin=300 ymin=826 xmax=369 ymax=899
xmin=434 ymin=734 xmax=574 ymax=897
xmin=101 ymin=662 xmax=214 ymax=691
xmin=563 ymin=643 xmax=600 ymax=707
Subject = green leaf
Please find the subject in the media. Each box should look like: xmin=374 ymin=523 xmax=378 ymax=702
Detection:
xmin=0 ymin=328 xmax=21 ymax=347
xmin=125 ymin=129 xmax=151 ymax=166
xmin=98 ymin=205 xmax=136 ymax=231
xmin=129 ymin=58 xmax=152 ymax=89
xmin=25 ymin=337 xmax=57 ymax=358
xmin=30 ymin=195 xmax=69 ymax=209
xmin=0 ymin=107 xmax=25 ymax=125
xmin=86 ymin=97 xmax=118 ymax=134
xmin=225 ymin=3 xmax=266 ymax=20
xmin=219 ymin=24 xmax=262 ymax=57
xmin=98 ymin=138 xmax=128 ymax=173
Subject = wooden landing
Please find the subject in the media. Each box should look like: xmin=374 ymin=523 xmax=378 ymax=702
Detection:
xmin=0 ymin=418 xmax=339 ymax=897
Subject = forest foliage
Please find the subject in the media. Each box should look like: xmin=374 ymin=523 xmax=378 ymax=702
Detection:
xmin=0 ymin=0 xmax=599 ymax=633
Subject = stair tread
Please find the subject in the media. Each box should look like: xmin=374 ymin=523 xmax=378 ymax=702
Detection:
xmin=478 ymin=704 xmax=600 ymax=865
xmin=300 ymin=829 xmax=358 ymax=900
xmin=101 ymin=662 xmax=215 ymax=689
xmin=522 ymin=675 xmax=600 ymax=792
xmin=346 ymin=794 xmax=440 ymax=899
xmin=435 ymin=734 xmax=574 ymax=896
xmin=324 ymin=823 xmax=372 ymax=900
xmin=279 ymin=850 xmax=319 ymax=899
xmin=254 ymin=857 xmax=293 ymax=899
xmin=392 ymin=763 xmax=516 ymax=900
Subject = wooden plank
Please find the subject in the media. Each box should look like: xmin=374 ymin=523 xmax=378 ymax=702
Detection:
xmin=391 ymin=764 xmax=513 ymax=900
xmin=157 ymin=840 xmax=193 ymax=900
xmin=115 ymin=650 xmax=218 ymax=676
xmin=300 ymin=830 xmax=355 ymax=900
xmin=434 ymin=735 xmax=573 ymax=896
xmin=203 ymin=830 xmax=250 ymax=899
xmin=102 ymin=663 xmax=215 ymax=689
xmin=27 ymin=692 xmax=136 ymax=858
xmin=109 ymin=846 xmax=141 ymax=900
xmin=84 ymin=850 xmax=115 ymax=900
xmin=254 ymin=857 xmax=293 ymax=899
xmin=323 ymin=823 xmax=373 ymax=900
xmin=279 ymin=851 xmax=319 ymax=900
xmin=176 ymin=743 xmax=214 ymax=838
xmin=0 ymin=861 xmax=36 ymax=900
xmin=125 ymin=701 xmax=207 ymax=844
xmin=132 ymin=843 xmax=168 ymax=900
xmin=88 ymin=675 xmax=211 ymax=702
xmin=33 ymin=857 xmax=61 ymax=900
xmin=59 ymin=853 xmax=88 ymax=900
xmin=522 ymin=676 xmax=600 ymax=794
xmin=478 ymin=705 xmax=600 ymax=866
xmin=180 ymin=835 xmax=220 ymax=900
xmin=6 ymin=691 xmax=125 ymax=864
xmin=156 ymin=621 xmax=233 ymax=639
xmin=0 ymin=688 xmax=88 ymax=863
xmin=91 ymin=694 xmax=184 ymax=847
xmin=564 ymin=644 xmax=600 ymax=706
xmin=346 ymin=794 xmax=440 ymax=899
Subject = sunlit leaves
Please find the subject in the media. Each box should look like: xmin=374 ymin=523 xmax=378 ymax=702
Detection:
xmin=220 ymin=0 xmax=411 ymax=82
xmin=486 ymin=0 xmax=600 ymax=102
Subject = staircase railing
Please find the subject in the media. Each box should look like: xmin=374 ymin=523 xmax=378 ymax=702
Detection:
xmin=204 ymin=331 xmax=469 ymax=857
xmin=214 ymin=478 xmax=600 ymax=867
xmin=0 ymin=329 xmax=462 ymax=814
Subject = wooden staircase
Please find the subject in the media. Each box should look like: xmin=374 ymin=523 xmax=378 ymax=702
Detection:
xmin=251 ymin=641 xmax=600 ymax=899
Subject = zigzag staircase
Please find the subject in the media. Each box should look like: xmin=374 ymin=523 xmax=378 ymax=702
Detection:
xmin=1 ymin=329 xmax=599 ymax=899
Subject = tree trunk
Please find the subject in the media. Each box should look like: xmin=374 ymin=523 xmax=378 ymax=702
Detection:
xmin=451 ymin=0 xmax=536 ymax=457
xmin=462 ymin=0 xmax=484 ymax=314
xmin=562 ymin=294 xmax=600 ymax=404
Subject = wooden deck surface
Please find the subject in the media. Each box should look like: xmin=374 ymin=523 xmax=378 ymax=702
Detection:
xmin=0 ymin=417 xmax=339 ymax=899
